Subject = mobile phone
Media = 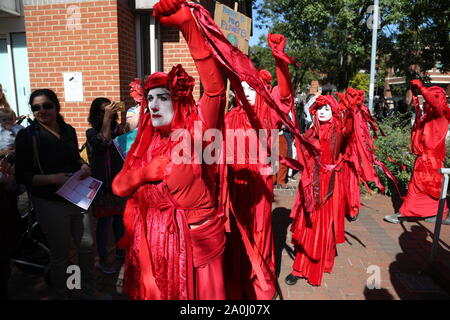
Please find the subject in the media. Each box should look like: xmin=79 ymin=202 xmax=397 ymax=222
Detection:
xmin=116 ymin=102 xmax=126 ymax=112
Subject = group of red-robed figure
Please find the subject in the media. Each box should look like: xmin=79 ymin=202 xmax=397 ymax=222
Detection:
xmin=111 ymin=0 xmax=450 ymax=299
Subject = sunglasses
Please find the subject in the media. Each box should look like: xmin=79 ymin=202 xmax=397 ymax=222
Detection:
xmin=31 ymin=102 xmax=55 ymax=112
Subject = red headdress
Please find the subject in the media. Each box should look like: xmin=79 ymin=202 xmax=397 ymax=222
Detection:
xmin=309 ymin=94 xmax=340 ymax=118
xmin=258 ymin=69 xmax=273 ymax=88
xmin=118 ymin=65 xmax=198 ymax=250
xmin=424 ymin=86 xmax=450 ymax=121
xmin=125 ymin=64 xmax=197 ymax=171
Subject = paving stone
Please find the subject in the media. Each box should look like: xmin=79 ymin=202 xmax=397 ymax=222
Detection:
xmin=8 ymin=190 xmax=450 ymax=300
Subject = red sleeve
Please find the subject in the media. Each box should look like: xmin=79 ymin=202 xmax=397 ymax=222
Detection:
xmin=156 ymin=6 xmax=226 ymax=129
xmin=179 ymin=12 xmax=225 ymax=129
xmin=195 ymin=57 xmax=226 ymax=129
xmin=419 ymin=86 xmax=445 ymax=117
xmin=274 ymin=57 xmax=292 ymax=100
xmin=270 ymin=86 xmax=291 ymax=129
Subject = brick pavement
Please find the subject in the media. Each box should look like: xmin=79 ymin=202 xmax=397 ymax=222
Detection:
xmin=274 ymin=186 xmax=450 ymax=300
xmin=8 ymin=185 xmax=450 ymax=300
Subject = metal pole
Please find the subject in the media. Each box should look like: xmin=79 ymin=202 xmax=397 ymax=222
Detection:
xmin=430 ymin=168 xmax=450 ymax=264
xmin=368 ymin=0 xmax=379 ymax=115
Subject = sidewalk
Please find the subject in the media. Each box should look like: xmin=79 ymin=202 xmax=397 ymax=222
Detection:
xmin=8 ymin=186 xmax=450 ymax=300
xmin=274 ymin=185 xmax=450 ymax=300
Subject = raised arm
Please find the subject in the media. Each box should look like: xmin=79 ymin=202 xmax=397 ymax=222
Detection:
xmin=154 ymin=0 xmax=225 ymax=129
xmin=410 ymin=79 xmax=446 ymax=116
xmin=268 ymin=33 xmax=293 ymax=101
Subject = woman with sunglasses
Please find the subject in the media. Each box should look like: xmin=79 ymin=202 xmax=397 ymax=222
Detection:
xmin=15 ymin=89 xmax=95 ymax=299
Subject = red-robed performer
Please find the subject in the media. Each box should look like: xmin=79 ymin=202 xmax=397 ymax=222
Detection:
xmin=337 ymin=87 xmax=396 ymax=222
xmin=223 ymin=33 xmax=294 ymax=300
xmin=111 ymin=0 xmax=227 ymax=299
xmin=384 ymin=79 xmax=450 ymax=225
xmin=285 ymin=95 xmax=353 ymax=286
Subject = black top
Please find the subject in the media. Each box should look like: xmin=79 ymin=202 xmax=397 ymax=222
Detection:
xmin=86 ymin=126 xmax=124 ymax=191
xmin=15 ymin=120 xmax=82 ymax=200
xmin=0 ymin=181 xmax=25 ymax=257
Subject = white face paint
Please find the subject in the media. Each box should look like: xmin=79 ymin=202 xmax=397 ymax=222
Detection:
xmin=147 ymin=87 xmax=174 ymax=128
xmin=242 ymin=81 xmax=256 ymax=107
xmin=317 ymin=104 xmax=332 ymax=122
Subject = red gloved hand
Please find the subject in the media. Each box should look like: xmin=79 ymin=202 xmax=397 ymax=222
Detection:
xmin=154 ymin=0 xmax=192 ymax=29
xmin=268 ymin=33 xmax=286 ymax=53
xmin=142 ymin=155 xmax=171 ymax=183
xmin=268 ymin=32 xmax=296 ymax=65
xmin=154 ymin=0 xmax=210 ymax=61
xmin=337 ymin=92 xmax=348 ymax=110
xmin=410 ymin=79 xmax=423 ymax=95
xmin=357 ymin=90 xmax=365 ymax=105
xmin=345 ymin=87 xmax=359 ymax=107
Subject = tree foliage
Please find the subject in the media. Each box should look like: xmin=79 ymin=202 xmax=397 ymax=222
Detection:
xmin=253 ymin=0 xmax=450 ymax=90
xmin=349 ymin=72 xmax=370 ymax=91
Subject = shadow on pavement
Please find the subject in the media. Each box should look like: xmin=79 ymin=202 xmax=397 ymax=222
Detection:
xmin=344 ymin=231 xmax=367 ymax=248
xmin=363 ymin=287 xmax=395 ymax=300
xmin=272 ymin=207 xmax=292 ymax=277
xmin=389 ymin=224 xmax=450 ymax=300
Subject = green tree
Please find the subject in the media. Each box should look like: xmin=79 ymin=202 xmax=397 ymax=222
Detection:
xmin=254 ymin=0 xmax=450 ymax=90
xmin=249 ymin=35 xmax=320 ymax=91
xmin=349 ymin=72 xmax=370 ymax=91
xmin=388 ymin=0 xmax=450 ymax=82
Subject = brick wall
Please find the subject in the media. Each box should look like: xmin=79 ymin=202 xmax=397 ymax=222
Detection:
xmin=160 ymin=25 xmax=201 ymax=101
xmin=117 ymin=0 xmax=136 ymax=107
xmin=24 ymin=0 xmax=136 ymax=144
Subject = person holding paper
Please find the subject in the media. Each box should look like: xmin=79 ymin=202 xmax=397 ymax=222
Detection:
xmin=15 ymin=89 xmax=95 ymax=300
xmin=87 ymin=97 xmax=126 ymax=274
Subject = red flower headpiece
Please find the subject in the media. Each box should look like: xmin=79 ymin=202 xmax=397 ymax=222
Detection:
xmin=259 ymin=69 xmax=273 ymax=86
xmin=167 ymin=64 xmax=195 ymax=100
xmin=144 ymin=72 xmax=168 ymax=91
xmin=309 ymin=95 xmax=339 ymax=116
xmin=129 ymin=65 xmax=195 ymax=107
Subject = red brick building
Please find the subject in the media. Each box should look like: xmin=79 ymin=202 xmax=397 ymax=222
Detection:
xmin=0 ymin=0 xmax=252 ymax=143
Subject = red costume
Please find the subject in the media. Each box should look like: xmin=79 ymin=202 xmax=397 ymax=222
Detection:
xmin=288 ymin=87 xmax=407 ymax=285
xmin=399 ymin=80 xmax=449 ymax=217
xmin=222 ymin=34 xmax=294 ymax=299
xmin=338 ymin=88 xmax=399 ymax=222
xmin=289 ymin=95 xmax=352 ymax=286
xmin=112 ymin=1 xmax=226 ymax=300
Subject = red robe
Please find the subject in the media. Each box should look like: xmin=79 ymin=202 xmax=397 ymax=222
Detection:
xmin=400 ymin=86 xmax=449 ymax=217
xmin=291 ymin=118 xmax=345 ymax=286
xmin=116 ymin=87 xmax=227 ymax=299
xmin=289 ymin=95 xmax=354 ymax=286
xmin=223 ymin=86 xmax=290 ymax=300
xmin=113 ymin=4 xmax=227 ymax=299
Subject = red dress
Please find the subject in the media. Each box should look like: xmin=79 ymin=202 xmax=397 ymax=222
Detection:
xmin=118 ymin=82 xmax=227 ymax=299
xmin=112 ymin=3 xmax=228 ymax=300
xmin=290 ymin=118 xmax=346 ymax=286
xmin=223 ymin=90 xmax=282 ymax=300
xmin=400 ymin=86 xmax=449 ymax=217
